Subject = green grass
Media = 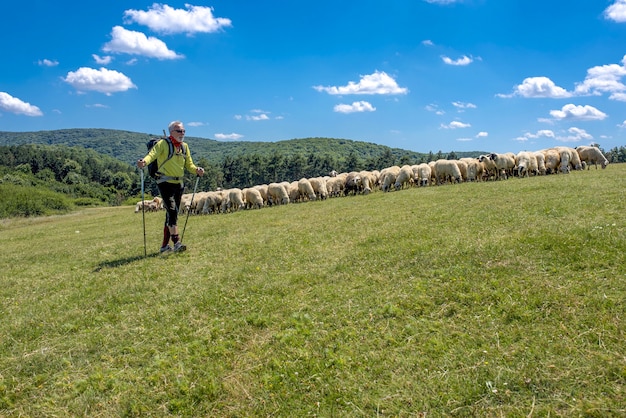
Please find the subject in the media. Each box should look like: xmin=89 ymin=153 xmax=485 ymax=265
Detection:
xmin=1 ymin=166 xmax=625 ymax=417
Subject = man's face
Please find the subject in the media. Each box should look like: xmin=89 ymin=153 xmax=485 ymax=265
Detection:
xmin=171 ymin=125 xmax=185 ymax=139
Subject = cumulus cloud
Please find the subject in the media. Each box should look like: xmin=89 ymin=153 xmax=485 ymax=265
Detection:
xmin=604 ymin=0 xmax=626 ymax=22
xmin=0 ymin=92 xmax=43 ymax=116
xmin=38 ymin=59 xmax=58 ymax=67
xmin=425 ymin=104 xmax=444 ymax=115
xmin=124 ymin=4 xmax=232 ymax=35
xmin=557 ymin=127 xmax=593 ymax=143
xmin=313 ymin=71 xmax=408 ymax=95
xmin=549 ymin=104 xmax=607 ymax=121
xmin=63 ymin=67 xmax=137 ymax=95
xmin=103 ymin=26 xmax=183 ymax=60
xmin=502 ymin=76 xmax=572 ymax=98
xmin=334 ymin=101 xmax=376 ymax=113
xmin=441 ymin=55 xmax=472 ymax=66
xmin=619 ymin=120 xmax=626 ymax=128
xmin=515 ymin=130 xmax=556 ymax=142
xmin=440 ymin=120 xmax=471 ymax=129
xmin=574 ymin=61 xmax=626 ymax=98
xmin=92 ymin=54 xmax=112 ymax=65
xmin=215 ymin=132 xmax=243 ymax=140
xmin=476 ymin=131 xmax=488 ymax=138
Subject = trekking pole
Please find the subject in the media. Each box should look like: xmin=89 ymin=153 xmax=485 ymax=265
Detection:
xmin=180 ymin=175 xmax=200 ymax=244
xmin=140 ymin=168 xmax=147 ymax=257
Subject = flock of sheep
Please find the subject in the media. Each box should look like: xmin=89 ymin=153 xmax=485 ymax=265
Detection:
xmin=135 ymin=145 xmax=609 ymax=215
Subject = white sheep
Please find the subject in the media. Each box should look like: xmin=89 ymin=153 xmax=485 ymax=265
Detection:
xmin=454 ymin=160 xmax=468 ymax=182
xmin=515 ymin=151 xmax=533 ymax=178
xmin=308 ymin=177 xmax=328 ymax=200
xmin=202 ymin=190 xmax=225 ymax=214
xmin=478 ymin=155 xmax=497 ymax=180
xmin=460 ymin=158 xmax=483 ymax=182
xmin=254 ymin=184 xmax=269 ymax=206
xmin=243 ymin=187 xmax=264 ymax=209
xmin=298 ymin=178 xmax=317 ymax=201
xmin=488 ymin=153 xmax=515 ymax=180
xmin=344 ymin=171 xmax=362 ymax=195
xmin=541 ymin=148 xmax=561 ymax=174
xmin=533 ymin=151 xmax=547 ymax=175
xmin=268 ymin=182 xmax=290 ymax=205
xmin=576 ymin=146 xmax=609 ymax=170
xmin=415 ymin=163 xmax=432 ymax=186
xmin=394 ymin=165 xmax=414 ymax=190
xmin=433 ymin=159 xmax=462 ymax=184
xmin=380 ymin=165 xmax=400 ymax=192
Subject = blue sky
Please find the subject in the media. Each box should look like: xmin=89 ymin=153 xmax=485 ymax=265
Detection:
xmin=2 ymin=0 xmax=626 ymax=154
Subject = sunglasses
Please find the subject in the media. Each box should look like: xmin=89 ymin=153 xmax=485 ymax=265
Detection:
xmin=173 ymin=129 xmax=185 ymax=133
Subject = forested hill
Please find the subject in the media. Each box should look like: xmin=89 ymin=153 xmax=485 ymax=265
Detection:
xmin=0 ymin=128 xmax=483 ymax=165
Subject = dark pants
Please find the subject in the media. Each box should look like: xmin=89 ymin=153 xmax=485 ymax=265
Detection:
xmin=158 ymin=181 xmax=184 ymax=227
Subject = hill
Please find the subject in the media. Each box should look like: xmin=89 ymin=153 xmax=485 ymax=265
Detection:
xmin=0 ymin=129 xmax=485 ymax=166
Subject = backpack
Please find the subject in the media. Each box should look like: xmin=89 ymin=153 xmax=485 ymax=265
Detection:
xmin=146 ymin=137 xmax=179 ymax=179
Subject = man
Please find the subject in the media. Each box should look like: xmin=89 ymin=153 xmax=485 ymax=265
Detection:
xmin=137 ymin=121 xmax=204 ymax=252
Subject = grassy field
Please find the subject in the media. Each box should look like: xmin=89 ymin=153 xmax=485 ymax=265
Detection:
xmin=1 ymin=166 xmax=625 ymax=417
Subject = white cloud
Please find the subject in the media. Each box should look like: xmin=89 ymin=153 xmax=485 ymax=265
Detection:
xmin=86 ymin=103 xmax=109 ymax=109
xmin=440 ymin=120 xmax=471 ymax=129
xmin=187 ymin=121 xmax=205 ymax=127
xmin=334 ymin=101 xmax=376 ymax=113
xmin=456 ymin=137 xmax=473 ymax=142
xmin=452 ymin=101 xmax=476 ymax=110
xmin=0 ymin=92 xmax=43 ymax=116
xmin=63 ymin=67 xmax=137 ymax=95
xmin=124 ymin=4 xmax=232 ymax=35
xmin=313 ymin=71 xmax=408 ymax=95
xmin=422 ymin=39 xmax=434 ymax=46
xmin=476 ymin=131 xmax=488 ymax=138
xmin=93 ymin=54 xmax=112 ymax=65
xmin=441 ymin=55 xmax=472 ymax=66
xmin=604 ymin=0 xmax=626 ymax=22
xmin=503 ymin=76 xmax=572 ymax=98
xmin=619 ymin=120 xmax=626 ymax=128
xmin=103 ymin=26 xmax=183 ymax=60
xmin=557 ymin=127 xmax=593 ymax=143
xmin=574 ymin=61 xmax=626 ymax=97
xmin=424 ymin=0 xmax=460 ymax=4
xmin=247 ymin=113 xmax=270 ymax=121
xmin=549 ymin=104 xmax=607 ymax=121
xmin=425 ymin=104 xmax=444 ymax=115
xmin=516 ymin=130 xmax=556 ymax=142
xmin=38 ymin=59 xmax=58 ymax=67
xmin=215 ymin=132 xmax=243 ymax=140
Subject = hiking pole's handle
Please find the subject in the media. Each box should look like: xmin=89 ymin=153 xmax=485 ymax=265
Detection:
xmin=163 ymin=129 xmax=167 ymax=138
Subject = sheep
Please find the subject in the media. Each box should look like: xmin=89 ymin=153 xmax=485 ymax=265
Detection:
xmin=394 ymin=165 xmax=414 ymax=190
xmin=344 ymin=171 xmax=363 ymax=195
xmin=433 ymin=159 xmax=462 ymax=184
xmin=380 ymin=165 xmax=400 ymax=192
xmin=326 ymin=176 xmax=345 ymax=197
xmin=298 ymin=177 xmax=317 ymax=201
xmin=515 ymin=151 xmax=533 ymax=178
xmin=243 ymin=187 xmax=264 ymax=209
xmin=359 ymin=170 xmax=376 ymax=194
xmin=415 ymin=163 xmax=432 ymax=186
xmin=135 ymin=200 xmax=157 ymax=213
xmin=287 ymin=181 xmax=301 ymax=203
xmin=268 ymin=182 xmax=290 ymax=205
xmin=460 ymin=158 xmax=482 ymax=182
xmin=554 ymin=146 xmax=583 ymax=173
xmin=254 ymin=184 xmax=269 ymax=206
xmin=576 ymin=146 xmax=609 ymax=170
xmin=542 ymin=148 xmax=561 ymax=174
xmin=454 ymin=160 xmax=469 ymax=182
xmin=534 ymin=151 xmax=547 ymax=175
xmin=488 ymin=153 xmax=515 ymax=180
xmin=308 ymin=177 xmax=328 ymax=200
xmin=202 ymin=190 xmax=225 ymax=214
xmin=478 ymin=154 xmax=497 ymax=180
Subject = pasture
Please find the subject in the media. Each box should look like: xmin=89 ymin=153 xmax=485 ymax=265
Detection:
xmin=1 ymin=165 xmax=625 ymax=416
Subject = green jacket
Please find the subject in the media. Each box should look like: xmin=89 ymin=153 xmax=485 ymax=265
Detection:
xmin=144 ymin=138 xmax=198 ymax=184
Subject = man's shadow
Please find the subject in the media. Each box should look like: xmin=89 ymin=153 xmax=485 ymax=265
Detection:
xmin=93 ymin=252 xmax=160 ymax=272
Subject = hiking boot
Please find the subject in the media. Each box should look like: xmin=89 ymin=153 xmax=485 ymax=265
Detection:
xmin=160 ymin=244 xmax=173 ymax=253
xmin=173 ymin=242 xmax=187 ymax=252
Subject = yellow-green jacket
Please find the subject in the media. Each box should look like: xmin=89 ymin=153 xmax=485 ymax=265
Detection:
xmin=143 ymin=138 xmax=198 ymax=184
